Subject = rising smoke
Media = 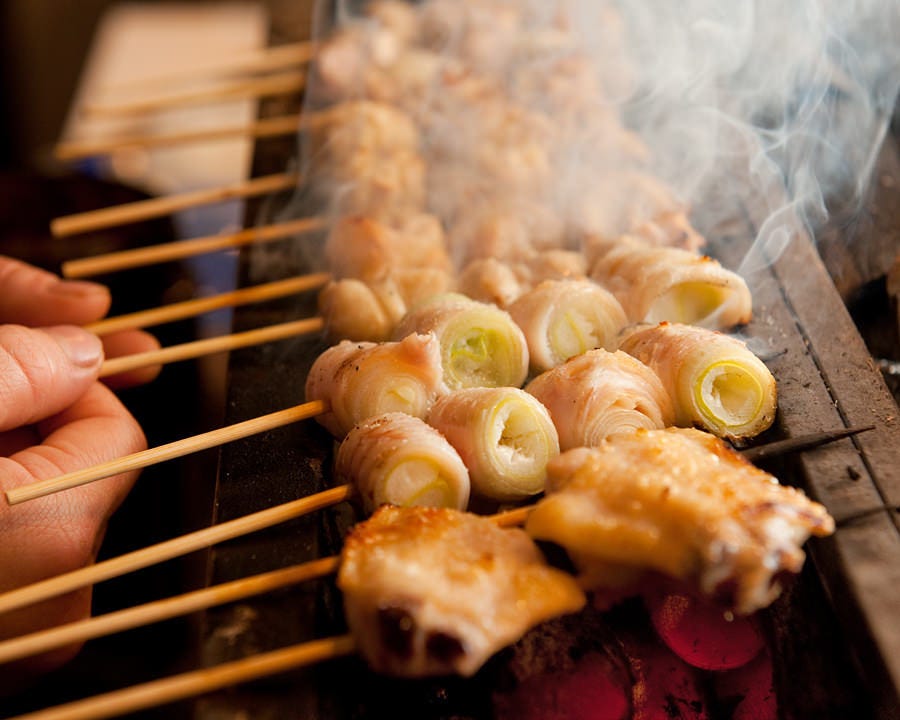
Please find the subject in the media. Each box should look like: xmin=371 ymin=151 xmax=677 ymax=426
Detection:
xmin=298 ymin=0 xmax=900 ymax=276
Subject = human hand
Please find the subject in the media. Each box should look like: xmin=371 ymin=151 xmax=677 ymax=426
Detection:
xmin=0 ymin=256 xmax=161 ymax=680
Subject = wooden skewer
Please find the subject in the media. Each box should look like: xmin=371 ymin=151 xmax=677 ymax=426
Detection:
xmin=61 ymin=216 xmax=328 ymax=279
xmin=96 ymin=41 xmax=316 ymax=97
xmin=85 ymin=273 xmax=330 ymax=335
xmin=740 ymin=425 xmax=875 ymax=461
xmin=0 ymin=505 xmax=530 ymax=684
xmin=98 ymin=316 xmax=324 ymax=378
xmin=0 ymin=556 xmax=340 ymax=666
xmin=1 ymin=504 xmax=534 ymax=718
xmin=4 ymin=400 xmax=327 ymax=506
xmin=79 ymin=69 xmax=307 ymax=119
xmin=7 ymin=635 xmax=357 ymax=720
xmin=0 ymin=483 xmax=350 ymax=616
xmin=55 ymin=114 xmax=303 ymax=162
xmin=51 ymin=172 xmax=299 ymax=238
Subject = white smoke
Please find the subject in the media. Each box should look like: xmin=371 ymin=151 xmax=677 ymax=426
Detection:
xmin=299 ymin=0 xmax=900 ymax=276
xmin=609 ymin=0 xmax=900 ymax=273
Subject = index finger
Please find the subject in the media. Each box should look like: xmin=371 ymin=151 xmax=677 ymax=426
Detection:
xmin=0 ymin=256 xmax=111 ymax=326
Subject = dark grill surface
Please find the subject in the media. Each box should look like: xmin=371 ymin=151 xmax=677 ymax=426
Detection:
xmin=198 ymin=8 xmax=900 ymax=719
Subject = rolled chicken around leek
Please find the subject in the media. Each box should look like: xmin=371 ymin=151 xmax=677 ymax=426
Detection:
xmin=508 ymin=279 xmax=628 ymax=374
xmin=394 ymin=293 xmax=529 ymax=390
xmin=618 ymin=322 xmax=777 ymax=439
xmin=305 ymin=332 xmax=446 ymax=438
xmin=427 ymin=387 xmax=559 ymax=502
xmin=586 ymin=234 xmax=752 ymax=330
xmin=525 ymin=349 xmax=674 ymax=451
xmin=336 ymin=412 xmax=470 ymax=514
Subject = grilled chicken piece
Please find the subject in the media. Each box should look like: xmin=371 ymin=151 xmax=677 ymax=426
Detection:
xmin=305 ymin=333 xmax=446 ymax=438
xmin=586 ymin=233 xmax=753 ymax=330
xmin=394 ymin=293 xmax=529 ymax=391
xmin=311 ymin=101 xmax=426 ymax=221
xmin=325 ymin=213 xmax=453 ymax=288
xmin=338 ymin=505 xmax=586 ymax=677
xmin=336 ymin=412 xmax=470 ymax=514
xmin=526 ymin=428 xmax=835 ymax=614
xmin=525 ymin=349 xmax=674 ymax=450
xmin=618 ymin=322 xmax=777 ymax=439
xmin=427 ymin=386 xmax=559 ymax=502
xmin=509 ymin=279 xmax=628 ymax=374
xmin=319 ymin=213 xmax=454 ymax=341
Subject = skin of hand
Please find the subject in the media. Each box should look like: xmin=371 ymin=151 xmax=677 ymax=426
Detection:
xmin=0 ymin=255 xmax=161 ymax=683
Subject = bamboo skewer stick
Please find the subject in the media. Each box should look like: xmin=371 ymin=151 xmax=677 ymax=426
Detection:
xmin=0 ymin=505 xmax=531 ymax=688
xmin=96 ymin=41 xmax=316 ymax=96
xmin=0 ymin=556 xmax=340 ymax=666
xmin=0 ymin=499 xmax=528 ymax=657
xmin=61 ymin=216 xmax=328 ymax=278
xmin=7 ymin=635 xmax=357 ymax=720
xmin=79 ymin=70 xmax=307 ymax=119
xmin=98 ymin=316 xmax=324 ymax=378
xmin=0 ymin=483 xmax=350 ymax=616
xmin=4 ymin=400 xmax=328 ymax=506
xmin=51 ymin=172 xmax=299 ymax=238
xmin=740 ymin=425 xmax=875 ymax=461
xmin=85 ymin=273 xmax=330 ymax=335
xmin=55 ymin=114 xmax=303 ymax=161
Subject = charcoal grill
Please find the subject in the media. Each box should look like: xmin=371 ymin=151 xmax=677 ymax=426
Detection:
xmin=195 ymin=6 xmax=900 ymax=720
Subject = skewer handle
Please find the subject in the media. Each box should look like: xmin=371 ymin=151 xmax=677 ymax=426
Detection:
xmin=7 ymin=635 xmax=356 ymax=720
xmin=99 ymin=316 xmax=324 ymax=378
xmin=80 ymin=70 xmax=306 ymax=119
xmin=86 ymin=274 xmax=330 ymax=334
xmin=5 ymin=400 xmax=327 ymax=505
xmin=0 ymin=484 xmax=350 ymax=616
xmin=61 ymin=216 xmax=328 ymax=279
xmin=51 ymin=172 xmax=299 ymax=238
xmin=55 ymin=115 xmax=302 ymax=161
xmin=0 ymin=556 xmax=340 ymax=666
xmin=741 ymin=425 xmax=875 ymax=461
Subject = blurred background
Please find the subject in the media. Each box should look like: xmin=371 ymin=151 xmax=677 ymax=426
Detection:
xmin=0 ymin=1 xmax=299 ymax=716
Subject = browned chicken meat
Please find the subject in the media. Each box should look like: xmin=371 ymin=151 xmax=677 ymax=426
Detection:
xmin=338 ymin=505 xmax=586 ymax=677
xmin=526 ymin=427 xmax=835 ymax=614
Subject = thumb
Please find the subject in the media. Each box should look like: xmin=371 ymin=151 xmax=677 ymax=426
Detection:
xmin=0 ymin=325 xmax=104 ymax=431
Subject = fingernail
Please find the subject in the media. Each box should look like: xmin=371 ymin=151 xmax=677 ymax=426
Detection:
xmin=43 ymin=326 xmax=104 ymax=369
xmin=48 ymin=279 xmax=109 ymax=300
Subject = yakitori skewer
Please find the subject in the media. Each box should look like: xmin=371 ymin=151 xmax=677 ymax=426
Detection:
xmin=85 ymin=273 xmax=331 ymax=335
xmin=61 ymin=216 xmax=328 ymax=279
xmin=4 ymin=400 xmax=327 ymax=506
xmin=0 ymin=483 xmax=349 ymax=616
xmin=0 ymin=506 xmax=535 ymax=720
xmin=740 ymin=425 xmax=875 ymax=461
xmin=98 ymin=316 xmax=324 ymax=378
xmin=7 ymin=635 xmax=357 ymax=720
xmin=51 ymin=172 xmax=299 ymax=238
xmin=96 ymin=40 xmax=315 ymax=96
xmin=55 ymin=114 xmax=303 ymax=162
xmin=0 ymin=505 xmax=532 ymax=666
xmin=79 ymin=69 xmax=307 ymax=119
xmin=0 ymin=557 xmax=340 ymax=666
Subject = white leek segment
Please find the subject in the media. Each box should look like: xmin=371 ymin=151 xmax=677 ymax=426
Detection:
xmin=525 ymin=349 xmax=674 ymax=450
xmin=586 ymin=234 xmax=752 ymax=330
xmin=508 ymin=279 xmax=628 ymax=374
xmin=427 ymin=387 xmax=559 ymax=501
xmin=394 ymin=293 xmax=529 ymax=390
xmin=618 ymin=322 xmax=777 ymax=439
xmin=305 ymin=333 xmax=446 ymax=438
xmin=336 ymin=412 xmax=470 ymax=514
